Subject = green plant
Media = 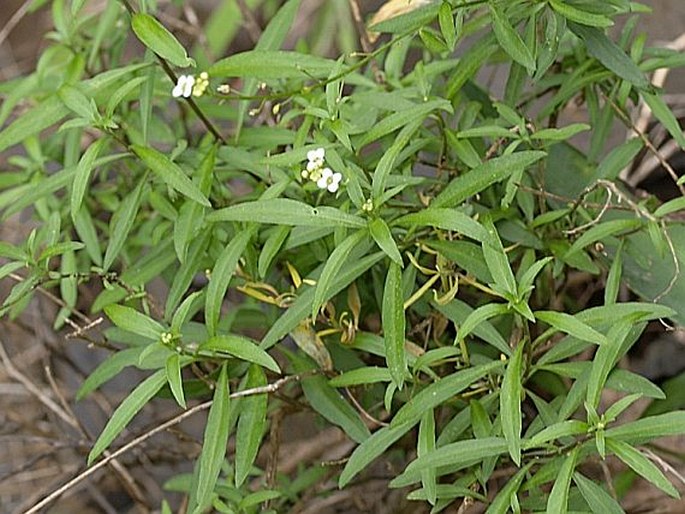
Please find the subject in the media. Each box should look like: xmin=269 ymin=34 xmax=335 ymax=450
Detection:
xmin=2 ymin=0 xmax=685 ymax=512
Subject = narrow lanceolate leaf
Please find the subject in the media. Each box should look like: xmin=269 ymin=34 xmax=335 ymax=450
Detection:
xmin=205 ymin=229 xmax=254 ymax=336
xmin=199 ymin=334 xmax=280 ymax=373
xmin=458 ymin=303 xmax=509 ymax=343
xmin=103 ymin=177 xmax=145 ymax=271
xmin=372 ymin=117 xmax=424 ymax=201
xmin=490 ymin=5 xmax=535 ymax=71
xmin=535 ymin=311 xmax=609 ymax=346
xmin=642 ymin=92 xmax=685 ymax=149
xmin=357 ymin=99 xmax=452 ymax=148
xmin=71 ymin=138 xmax=107 ymax=222
xmin=339 ymin=422 xmax=415 ymax=487
xmin=88 ymin=369 xmax=167 ymax=464
xmin=586 ymin=320 xmax=633 ymax=409
xmin=392 ymin=360 xmax=503 ymax=426
xmin=208 ymin=198 xmax=365 ymax=228
xmin=210 ymin=50 xmax=336 ymax=79
xmin=165 ymin=353 xmax=186 ymax=409
xmin=605 ymin=411 xmax=685 ymax=444
xmin=418 ymin=410 xmax=437 ymax=505
xmin=131 ymin=13 xmax=194 ymax=67
xmin=569 ymin=23 xmax=650 ymax=90
xmin=258 ymin=226 xmax=291 ymax=278
xmin=235 ymin=365 xmax=267 ymax=487
xmin=104 ymin=304 xmax=165 ymax=340
xmin=606 ymin=438 xmax=679 ymax=498
xmin=433 ymin=151 xmax=546 ymax=208
xmin=481 ymin=215 xmax=516 ymax=296
xmin=191 ymin=364 xmax=230 ymax=514
xmin=395 ymin=209 xmax=488 ymax=242
xmin=397 ymin=438 xmax=508 ymax=483
xmin=549 ymin=0 xmax=613 ymax=27
xmin=131 ymin=145 xmax=210 ymax=207
xmin=369 ymin=218 xmax=402 ymax=266
xmin=501 ymin=342 xmax=524 ymax=465
xmin=573 ymin=472 xmax=625 ymax=514
xmin=566 ymin=219 xmax=642 ymax=256
xmin=546 ymin=447 xmax=578 ymax=514
xmin=486 ymin=463 xmax=533 ymax=514
xmin=383 ymin=262 xmax=407 ymax=389
xmin=311 ymin=230 xmax=367 ymax=318
xmin=293 ymin=354 xmax=370 ymax=443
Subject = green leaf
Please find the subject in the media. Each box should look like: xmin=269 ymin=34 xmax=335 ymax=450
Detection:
xmin=205 ymin=228 xmax=254 ymax=336
xmin=566 ymin=219 xmax=642 ymax=256
xmin=458 ymin=303 xmax=510 ymax=343
xmin=482 ymin=215 xmax=516 ymax=296
xmin=434 ymin=299 xmax=510 ymax=356
xmin=369 ymin=2 xmax=440 ymax=34
xmin=395 ymin=437 xmax=508 ymax=484
xmin=642 ymin=92 xmax=685 ymax=149
xmin=58 ymin=85 xmax=96 ymax=120
xmin=536 ymin=311 xmax=609 ymax=346
xmin=595 ymin=138 xmax=643 ymax=180
xmin=573 ymin=472 xmax=625 ymax=514
xmin=604 ymin=241 xmax=623 ymax=304
xmin=433 ymin=151 xmax=546 ymax=208
xmin=392 ymin=360 xmax=503 ymax=426
xmin=357 ymin=99 xmax=452 ymax=149
xmin=131 ymin=13 xmax=194 ymax=67
xmin=524 ymin=420 xmax=589 ymax=448
xmin=383 ymin=262 xmax=407 ymax=388
xmin=294 ymin=356 xmax=370 ymax=443
xmin=569 ymin=23 xmax=650 ymax=89
xmin=208 ymin=198 xmax=365 ymax=229
xmin=165 ymin=353 xmax=187 ymax=409
xmin=104 ymin=304 xmax=165 ymax=340
xmin=102 ymin=176 xmax=145 ymax=271
xmin=258 ymin=226 xmax=291 ymax=278
xmin=339 ymin=422 xmax=414 ymax=487
xmin=531 ymin=123 xmax=591 ymax=141
xmin=395 ymin=209 xmax=488 ymax=242
xmin=329 ymin=366 xmax=392 ymax=387
xmin=199 ymin=334 xmax=280 ymax=373
xmin=586 ymin=319 xmax=634 ymax=408
xmin=550 ymin=0 xmax=613 ymax=27
xmin=77 ymin=347 xmax=142 ymax=400
xmin=71 ymin=138 xmax=107 ymax=222
xmin=545 ymin=447 xmax=578 ymax=514
xmin=439 ymin=1 xmax=457 ymax=50
xmin=235 ymin=365 xmax=267 ymax=487
xmin=605 ymin=411 xmax=685 ymax=444
xmin=490 ymin=5 xmax=535 ymax=71
xmin=88 ymin=369 xmax=167 ymax=464
xmin=173 ymin=146 xmax=216 ymax=262
xmin=131 ymin=145 xmax=210 ymax=207
xmin=312 ymin=229 xmax=367 ymax=318
xmin=486 ymin=463 xmax=533 ymax=514
xmin=190 ymin=363 xmax=230 ymax=514
xmin=369 ymin=218 xmax=403 ymax=266
xmin=501 ymin=343 xmax=524 ymax=465
xmin=372 ymin=117 xmax=424 ymax=201
xmin=210 ymin=50 xmax=336 ymax=79
xmin=606 ymin=438 xmax=679 ymax=498
xmin=418 ymin=410 xmax=437 ymax=505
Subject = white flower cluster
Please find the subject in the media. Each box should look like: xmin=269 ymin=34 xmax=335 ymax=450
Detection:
xmin=172 ymin=72 xmax=210 ymax=98
xmin=301 ymin=148 xmax=342 ymax=193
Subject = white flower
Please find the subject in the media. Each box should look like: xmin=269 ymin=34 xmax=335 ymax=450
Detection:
xmin=306 ymin=147 xmax=325 ymax=168
xmin=316 ymin=167 xmax=342 ymax=193
xmin=172 ymin=75 xmax=195 ymax=98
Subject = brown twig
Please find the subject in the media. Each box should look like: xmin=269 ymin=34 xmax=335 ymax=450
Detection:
xmin=235 ymin=0 xmax=263 ymax=44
